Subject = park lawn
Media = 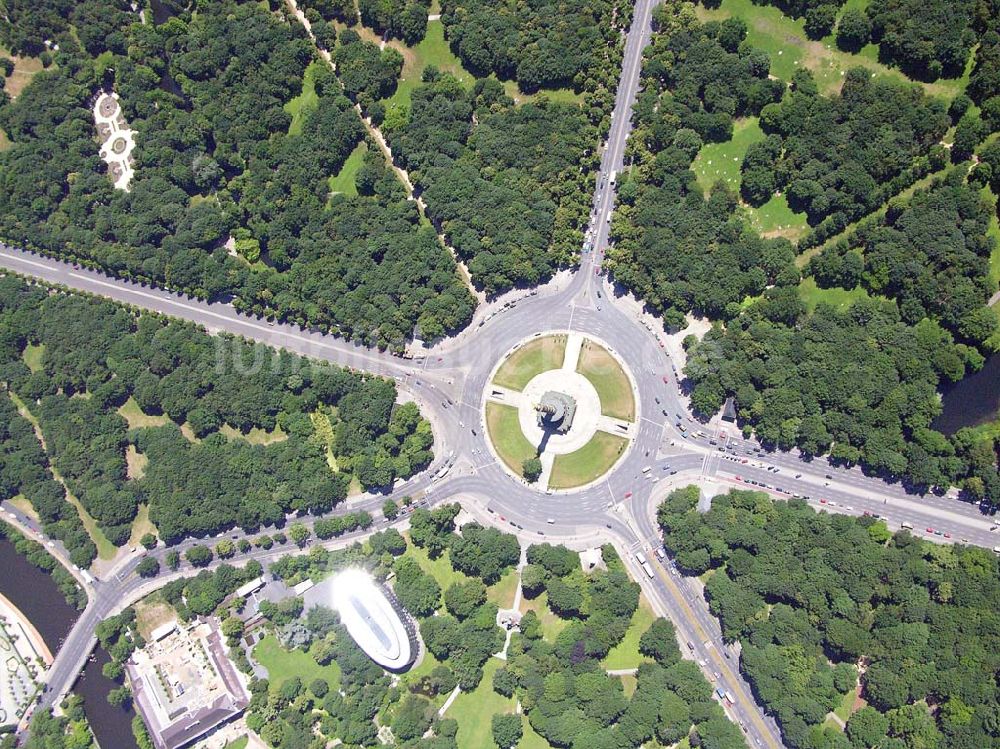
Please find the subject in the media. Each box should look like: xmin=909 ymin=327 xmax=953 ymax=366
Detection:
xmin=125 ymin=446 xmax=149 ymax=480
xmin=8 ymin=392 xmax=118 ymax=561
xmin=620 ymin=674 xmax=638 ymax=698
xmin=253 ymin=635 xmax=342 ymax=692
xmin=1 ymin=46 xmax=44 ymax=99
xmin=745 ymin=193 xmax=809 ymax=241
xmin=549 ymin=432 xmax=628 ymax=489
xmin=601 ymin=596 xmax=656 ymax=671
xmin=691 ymin=117 xmax=763 ymax=194
xmin=388 ymin=21 xmax=474 ymax=110
xmin=223 ymin=738 xmax=248 ymax=749
xmin=487 ymin=567 xmax=519 ymax=610
xmin=450 ymin=659 xmax=517 ymax=749
xmin=694 ymin=0 xmax=965 ymax=99
xmin=520 ymin=722 xmax=550 ymax=749
xmin=502 ymin=80 xmax=584 ymax=106
xmin=797 ymin=276 xmax=872 ymax=313
xmin=284 ymin=60 xmax=323 ymax=136
xmin=402 ymin=535 xmax=471 ymax=596
xmin=22 ymin=343 xmax=44 ymax=373
xmin=117 ymin=397 xmax=170 ymax=429
xmin=328 ymin=141 xmax=367 ymax=197
xmin=219 ymin=423 xmax=288 ymax=446
xmin=834 ymin=688 xmax=857 ymax=723
xmin=576 ymin=341 xmax=634 ymax=421
xmin=485 ymin=402 xmax=539 ymax=476
xmin=9 ymin=494 xmax=39 ymax=523
xmin=493 ymin=335 xmax=567 ymax=391
xmin=520 ymin=592 xmax=570 ymax=641
xmin=127 ymin=504 xmax=158 ymax=547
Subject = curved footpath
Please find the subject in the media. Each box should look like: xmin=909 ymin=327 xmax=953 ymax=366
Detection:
xmin=2 ymin=0 xmax=997 ymax=744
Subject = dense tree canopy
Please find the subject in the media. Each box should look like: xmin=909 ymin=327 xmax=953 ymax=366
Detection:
xmin=743 ymin=67 xmax=949 ymax=230
xmin=0 ymin=0 xmax=474 ymax=349
xmin=441 ymin=0 xmax=616 ymax=91
xmin=608 ymin=8 xmax=794 ymax=324
xmin=389 ymin=72 xmax=596 ymax=293
xmin=809 ymin=174 xmax=998 ymax=347
xmin=0 ymin=277 xmax=433 ymax=546
xmin=659 ymin=485 xmax=1000 ymax=749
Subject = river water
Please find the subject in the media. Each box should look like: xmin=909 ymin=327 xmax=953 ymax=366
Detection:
xmin=934 ymin=352 xmax=1000 ymax=435
xmin=0 ymin=538 xmax=137 ymax=749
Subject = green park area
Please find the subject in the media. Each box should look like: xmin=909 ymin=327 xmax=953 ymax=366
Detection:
xmin=601 ymin=596 xmax=656 ymax=671
xmin=797 ymin=276 xmax=873 ymax=313
xmin=692 ymin=117 xmax=762 ymax=194
xmin=449 ymin=659 xmax=515 ymax=748
xmin=575 ymin=341 xmax=634 ymax=421
xmin=549 ymin=431 xmax=628 ymax=489
xmin=492 ymin=335 xmax=567 ymax=391
xmin=694 ymin=0 xmax=967 ymax=99
xmin=328 ymin=142 xmax=367 ymax=197
xmin=252 ymin=634 xmax=342 ymax=693
xmin=388 ymin=21 xmax=474 ymax=110
xmin=284 ymin=61 xmax=324 ymax=136
xmin=485 ymin=403 xmax=538 ymax=476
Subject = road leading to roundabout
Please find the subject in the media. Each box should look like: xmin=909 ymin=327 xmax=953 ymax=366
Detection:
xmin=483 ymin=332 xmax=638 ymax=491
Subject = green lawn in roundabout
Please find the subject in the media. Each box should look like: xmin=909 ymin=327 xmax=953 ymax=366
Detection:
xmin=485 ymin=402 xmax=539 ymax=476
xmin=548 ymin=431 xmax=629 ymax=489
xmin=575 ymin=340 xmax=635 ymax=421
xmin=491 ymin=335 xmax=567 ymax=391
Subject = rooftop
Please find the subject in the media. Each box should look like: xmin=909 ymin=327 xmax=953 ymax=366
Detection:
xmin=328 ymin=569 xmax=416 ymax=671
xmin=126 ymin=617 xmax=250 ymax=749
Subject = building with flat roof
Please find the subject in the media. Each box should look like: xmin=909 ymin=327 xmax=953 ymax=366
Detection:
xmin=329 ymin=569 xmax=417 ymax=671
xmin=126 ymin=617 xmax=250 ymax=749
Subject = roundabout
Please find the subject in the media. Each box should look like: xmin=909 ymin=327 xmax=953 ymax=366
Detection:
xmin=483 ymin=332 xmax=638 ymax=491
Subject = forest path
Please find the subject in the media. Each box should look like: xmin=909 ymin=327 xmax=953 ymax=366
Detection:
xmin=283 ymin=0 xmax=480 ymax=300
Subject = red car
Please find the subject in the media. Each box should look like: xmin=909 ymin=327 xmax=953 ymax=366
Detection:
xmin=943 ymin=533 xmax=952 ymax=539
xmin=819 ymin=499 xmax=827 ymax=504
xmin=926 ymin=527 xmax=934 ymax=534
xmin=662 ymin=375 xmax=669 ymax=383
xmin=624 ymin=491 xmax=632 ymax=499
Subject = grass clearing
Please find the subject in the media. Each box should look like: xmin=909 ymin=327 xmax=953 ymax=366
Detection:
xmin=601 ymin=596 xmax=656 ymax=671
xmin=117 ymin=397 xmax=170 ymax=430
xmin=694 ymin=0 xmax=965 ymax=99
xmin=519 ymin=591 xmax=570 ymax=641
xmin=328 ymin=141 xmax=367 ymax=197
xmin=493 ymin=335 xmax=567 ymax=391
xmin=253 ymin=634 xmax=342 ymax=692
xmin=692 ymin=117 xmax=763 ymax=194
xmin=834 ymin=688 xmax=857 ymax=723
xmin=127 ymin=504 xmax=158 ymax=548
xmin=798 ymin=276 xmax=872 ymax=313
xmin=1 ymin=47 xmax=44 ymax=99
xmin=21 ymin=343 xmax=44 ymax=373
xmin=388 ymin=21 xmax=474 ymax=110
xmin=487 ymin=568 xmax=520 ymax=610
xmin=284 ymin=61 xmax=322 ymax=136
xmin=219 ymin=423 xmax=287 ymax=446
xmin=9 ymin=494 xmax=39 ymax=523
xmin=223 ymin=738 xmax=248 ymax=749
xmin=549 ymin=431 xmax=629 ymax=489
xmin=448 ymin=659 xmax=516 ymax=748
xmin=485 ymin=402 xmax=539 ymax=476
xmin=502 ymin=80 xmax=584 ymax=106
xmin=620 ymin=673 xmax=638 ymax=698
xmin=125 ymin=445 xmax=149 ymax=480
xmin=745 ymin=193 xmax=809 ymax=241
xmin=520 ymin=720 xmax=550 ymax=749
xmin=576 ymin=341 xmax=634 ymax=420
xmin=402 ymin=536 xmax=471 ymax=595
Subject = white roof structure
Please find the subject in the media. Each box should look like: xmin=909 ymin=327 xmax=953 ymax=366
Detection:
xmin=330 ymin=569 xmax=413 ymax=671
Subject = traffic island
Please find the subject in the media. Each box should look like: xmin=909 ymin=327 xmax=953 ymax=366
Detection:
xmin=483 ymin=333 xmax=637 ymax=491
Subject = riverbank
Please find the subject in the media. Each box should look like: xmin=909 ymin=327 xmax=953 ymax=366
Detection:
xmin=0 ymin=591 xmax=48 ymax=728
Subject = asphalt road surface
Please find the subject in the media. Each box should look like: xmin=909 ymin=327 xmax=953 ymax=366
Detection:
xmin=4 ymin=0 xmax=998 ymax=744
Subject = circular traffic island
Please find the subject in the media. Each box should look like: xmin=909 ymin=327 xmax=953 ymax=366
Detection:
xmin=484 ymin=332 xmax=637 ymax=491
